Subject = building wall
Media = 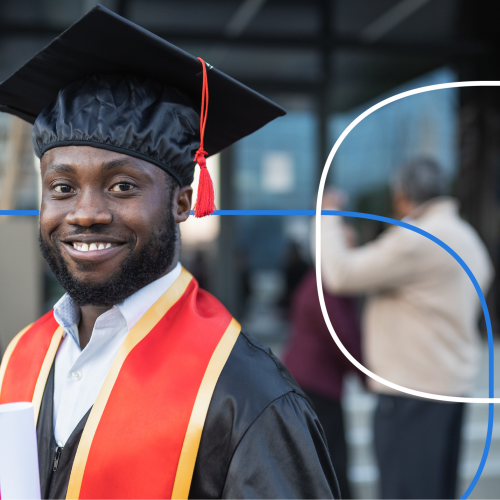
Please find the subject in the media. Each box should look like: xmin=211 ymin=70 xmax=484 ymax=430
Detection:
xmin=0 ymin=217 xmax=42 ymax=354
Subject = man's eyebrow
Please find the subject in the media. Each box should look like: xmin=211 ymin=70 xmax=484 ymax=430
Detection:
xmin=46 ymin=159 xmax=136 ymax=175
xmin=46 ymin=163 xmax=77 ymax=175
xmin=100 ymin=158 xmax=135 ymax=173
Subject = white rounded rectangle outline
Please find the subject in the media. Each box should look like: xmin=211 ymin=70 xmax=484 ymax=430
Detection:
xmin=315 ymin=81 xmax=500 ymax=404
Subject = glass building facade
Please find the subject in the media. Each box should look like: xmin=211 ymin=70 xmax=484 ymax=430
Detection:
xmin=233 ymin=66 xmax=459 ymax=272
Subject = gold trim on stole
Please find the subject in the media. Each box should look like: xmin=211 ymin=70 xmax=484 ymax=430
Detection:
xmin=171 ymin=317 xmax=241 ymax=499
xmin=32 ymin=326 xmax=64 ymax=425
xmin=66 ymin=268 xmax=194 ymax=499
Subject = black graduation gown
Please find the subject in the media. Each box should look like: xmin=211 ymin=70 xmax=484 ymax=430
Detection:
xmin=37 ymin=331 xmax=340 ymax=499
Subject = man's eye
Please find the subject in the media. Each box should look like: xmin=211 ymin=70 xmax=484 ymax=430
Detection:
xmin=110 ymin=183 xmax=134 ymax=192
xmin=54 ymin=185 xmax=73 ymax=193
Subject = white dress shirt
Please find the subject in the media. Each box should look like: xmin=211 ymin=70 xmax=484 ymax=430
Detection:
xmin=52 ymin=263 xmax=182 ymax=446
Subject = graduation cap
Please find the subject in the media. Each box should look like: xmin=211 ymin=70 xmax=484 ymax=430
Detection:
xmin=0 ymin=5 xmax=286 ymax=217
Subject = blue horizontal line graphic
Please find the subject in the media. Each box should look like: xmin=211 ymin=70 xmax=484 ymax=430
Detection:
xmin=0 ymin=210 xmax=40 ymax=215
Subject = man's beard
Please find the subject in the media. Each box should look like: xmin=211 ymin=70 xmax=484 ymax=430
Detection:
xmin=39 ymin=209 xmax=178 ymax=307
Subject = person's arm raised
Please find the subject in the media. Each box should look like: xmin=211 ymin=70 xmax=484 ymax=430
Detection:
xmin=315 ymin=189 xmax=421 ymax=295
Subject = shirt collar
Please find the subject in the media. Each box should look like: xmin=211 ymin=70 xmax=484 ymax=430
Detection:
xmin=53 ymin=293 xmax=81 ymax=344
xmin=53 ymin=262 xmax=183 ymax=343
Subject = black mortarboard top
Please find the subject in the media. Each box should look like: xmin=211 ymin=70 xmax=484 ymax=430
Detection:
xmin=0 ymin=4 xmax=286 ymax=216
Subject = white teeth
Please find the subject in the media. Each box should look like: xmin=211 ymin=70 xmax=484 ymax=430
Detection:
xmin=72 ymin=242 xmax=116 ymax=252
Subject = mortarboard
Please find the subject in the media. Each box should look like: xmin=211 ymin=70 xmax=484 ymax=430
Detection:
xmin=0 ymin=4 xmax=286 ymax=217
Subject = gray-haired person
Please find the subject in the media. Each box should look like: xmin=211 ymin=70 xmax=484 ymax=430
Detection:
xmin=318 ymin=158 xmax=494 ymax=499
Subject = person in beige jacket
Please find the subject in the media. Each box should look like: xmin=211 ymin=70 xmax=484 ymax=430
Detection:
xmin=319 ymin=158 xmax=494 ymax=499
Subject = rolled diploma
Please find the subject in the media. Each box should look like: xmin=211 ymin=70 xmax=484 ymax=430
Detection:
xmin=0 ymin=402 xmax=41 ymax=499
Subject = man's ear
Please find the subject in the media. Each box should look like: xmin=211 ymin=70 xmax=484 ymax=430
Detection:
xmin=174 ymin=185 xmax=193 ymax=223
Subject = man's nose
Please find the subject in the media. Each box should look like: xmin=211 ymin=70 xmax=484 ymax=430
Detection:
xmin=65 ymin=190 xmax=113 ymax=227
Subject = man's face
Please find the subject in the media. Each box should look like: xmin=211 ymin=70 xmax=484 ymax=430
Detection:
xmin=39 ymin=146 xmax=192 ymax=306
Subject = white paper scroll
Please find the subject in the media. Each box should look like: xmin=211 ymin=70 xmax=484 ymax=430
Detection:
xmin=0 ymin=402 xmax=41 ymax=499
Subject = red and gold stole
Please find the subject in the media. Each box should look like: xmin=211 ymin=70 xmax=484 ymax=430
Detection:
xmin=0 ymin=268 xmax=240 ymax=499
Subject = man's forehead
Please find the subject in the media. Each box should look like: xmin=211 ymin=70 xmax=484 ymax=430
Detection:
xmin=41 ymin=147 xmax=163 ymax=183
xmin=43 ymin=146 xmax=143 ymax=171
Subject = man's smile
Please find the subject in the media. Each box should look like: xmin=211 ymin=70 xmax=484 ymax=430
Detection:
xmin=72 ymin=242 xmax=115 ymax=251
xmin=60 ymin=236 xmax=128 ymax=261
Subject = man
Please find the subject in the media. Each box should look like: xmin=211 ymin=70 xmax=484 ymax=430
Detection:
xmin=0 ymin=6 xmax=339 ymax=499
xmin=319 ymin=158 xmax=494 ymax=499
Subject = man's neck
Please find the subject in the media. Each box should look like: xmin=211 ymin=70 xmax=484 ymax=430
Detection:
xmin=78 ymin=304 xmax=112 ymax=349
xmin=76 ymin=260 xmax=179 ymax=350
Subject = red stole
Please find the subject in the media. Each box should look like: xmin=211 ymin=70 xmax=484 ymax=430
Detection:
xmin=0 ymin=268 xmax=240 ymax=499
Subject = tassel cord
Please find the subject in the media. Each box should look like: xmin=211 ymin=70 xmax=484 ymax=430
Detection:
xmin=193 ymin=57 xmax=216 ymax=218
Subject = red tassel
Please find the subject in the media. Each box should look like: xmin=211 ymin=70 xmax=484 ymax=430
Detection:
xmin=193 ymin=149 xmax=216 ymax=218
xmin=192 ymin=58 xmax=216 ymax=218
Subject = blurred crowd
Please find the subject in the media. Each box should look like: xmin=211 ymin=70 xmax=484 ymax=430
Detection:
xmin=282 ymin=158 xmax=494 ymax=499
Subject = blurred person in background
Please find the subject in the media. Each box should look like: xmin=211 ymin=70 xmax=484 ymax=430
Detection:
xmin=318 ymin=158 xmax=494 ymax=499
xmin=283 ymin=262 xmax=364 ymax=499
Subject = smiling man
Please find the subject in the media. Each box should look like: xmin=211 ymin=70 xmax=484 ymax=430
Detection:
xmin=38 ymin=145 xmax=186 ymax=350
xmin=0 ymin=6 xmax=339 ymax=500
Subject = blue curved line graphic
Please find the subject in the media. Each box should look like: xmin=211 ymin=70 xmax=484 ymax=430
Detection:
xmin=219 ymin=209 xmax=494 ymax=498
xmin=1 ymin=208 xmax=493 ymax=498
xmin=319 ymin=211 xmax=494 ymax=500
